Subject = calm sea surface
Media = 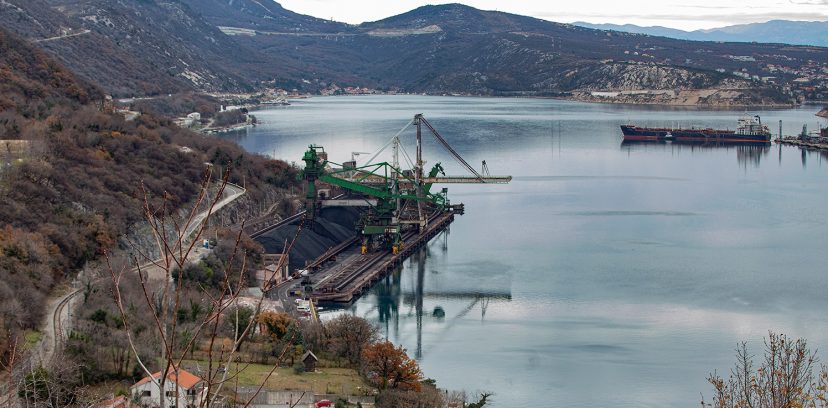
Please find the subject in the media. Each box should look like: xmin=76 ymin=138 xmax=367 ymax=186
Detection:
xmin=222 ymin=96 xmax=828 ymax=408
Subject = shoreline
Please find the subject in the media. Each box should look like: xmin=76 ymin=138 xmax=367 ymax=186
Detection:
xmin=250 ymin=93 xmax=806 ymax=112
xmin=200 ymin=122 xmax=254 ymax=134
xmin=776 ymin=136 xmax=828 ymax=150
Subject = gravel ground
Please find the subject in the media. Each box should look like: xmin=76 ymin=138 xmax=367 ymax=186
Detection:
xmin=255 ymin=207 xmax=361 ymax=273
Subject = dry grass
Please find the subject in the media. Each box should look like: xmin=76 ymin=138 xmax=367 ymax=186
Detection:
xmin=184 ymin=360 xmax=373 ymax=395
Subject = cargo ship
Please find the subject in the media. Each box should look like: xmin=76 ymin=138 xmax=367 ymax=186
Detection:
xmin=621 ymin=115 xmax=772 ymax=144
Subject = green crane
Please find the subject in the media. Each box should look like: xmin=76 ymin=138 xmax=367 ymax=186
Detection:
xmin=299 ymin=114 xmax=511 ymax=255
xmin=300 ymin=145 xmax=449 ymax=254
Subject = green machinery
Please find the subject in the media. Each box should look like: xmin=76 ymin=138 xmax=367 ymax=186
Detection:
xmin=299 ymin=114 xmax=511 ymax=254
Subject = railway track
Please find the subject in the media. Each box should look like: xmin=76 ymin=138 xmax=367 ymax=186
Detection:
xmin=250 ymin=194 xmax=346 ymax=239
xmin=52 ymin=289 xmax=80 ymax=352
xmin=316 ymin=225 xmax=422 ymax=294
xmin=313 ymin=211 xmax=445 ymax=298
xmin=249 ymin=211 xmax=306 ymax=238
xmin=305 ymin=237 xmax=360 ymax=271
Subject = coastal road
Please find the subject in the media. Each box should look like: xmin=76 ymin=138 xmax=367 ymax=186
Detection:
xmin=32 ymin=29 xmax=91 ymax=43
xmin=9 ymin=181 xmax=247 ymax=395
xmin=143 ymin=182 xmax=246 ymax=281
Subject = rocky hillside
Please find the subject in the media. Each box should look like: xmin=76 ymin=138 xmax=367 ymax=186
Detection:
xmin=0 ymin=27 xmax=297 ymax=365
xmin=210 ymin=2 xmax=825 ymax=104
xmin=180 ymin=0 xmax=350 ymax=33
xmin=0 ymin=0 xmax=299 ymax=96
xmin=0 ymin=0 xmax=187 ymax=95
xmin=4 ymin=1 xmax=826 ymax=104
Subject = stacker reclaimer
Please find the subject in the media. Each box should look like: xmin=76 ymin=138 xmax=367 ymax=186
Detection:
xmin=299 ymin=114 xmax=511 ymax=255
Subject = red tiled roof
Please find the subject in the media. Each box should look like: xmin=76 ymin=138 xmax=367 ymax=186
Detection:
xmin=132 ymin=368 xmax=202 ymax=390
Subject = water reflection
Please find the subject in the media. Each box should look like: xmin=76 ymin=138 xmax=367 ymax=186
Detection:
xmin=620 ymin=140 xmax=771 ymax=167
xmin=233 ymin=97 xmax=828 ymax=407
xmin=791 ymin=146 xmax=828 ymax=168
xmin=356 ymin=235 xmax=512 ymax=359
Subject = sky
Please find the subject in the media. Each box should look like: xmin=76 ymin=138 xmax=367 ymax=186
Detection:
xmin=275 ymin=0 xmax=828 ymax=31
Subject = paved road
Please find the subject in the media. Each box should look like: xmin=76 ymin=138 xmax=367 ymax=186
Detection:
xmin=144 ymin=182 xmax=246 ymax=281
xmin=2 ymin=182 xmax=247 ymax=401
xmin=32 ymin=29 xmax=91 ymax=43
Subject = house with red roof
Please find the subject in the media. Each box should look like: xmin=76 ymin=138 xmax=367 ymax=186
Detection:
xmin=130 ymin=368 xmax=206 ymax=408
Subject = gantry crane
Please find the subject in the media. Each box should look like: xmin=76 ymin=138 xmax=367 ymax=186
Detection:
xmin=299 ymin=114 xmax=511 ymax=254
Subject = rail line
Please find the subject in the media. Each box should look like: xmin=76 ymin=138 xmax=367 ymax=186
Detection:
xmin=312 ymin=211 xmax=454 ymax=303
xmin=305 ymin=236 xmax=360 ymax=271
xmin=52 ymin=289 xmax=80 ymax=352
xmin=249 ymin=211 xmax=306 ymax=238
xmin=249 ymin=194 xmax=346 ymax=239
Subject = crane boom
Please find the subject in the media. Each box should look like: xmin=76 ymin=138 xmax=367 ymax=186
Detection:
xmin=298 ymin=114 xmax=510 ymax=255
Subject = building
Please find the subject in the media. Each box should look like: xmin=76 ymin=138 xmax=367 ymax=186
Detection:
xmin=131 ymin=368 xmax=206 ymax=408
xmin=302 ymin=351 xmax=318 ymax=373
xmin=255 ymin=253 xmax=289 ymax=289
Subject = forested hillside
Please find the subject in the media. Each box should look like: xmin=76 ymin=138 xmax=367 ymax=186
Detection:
xmin=4 ymin=0 xmax=825 ymax=103
xmin=202 ymin=2 xmax=824 ymax=103
xmin=0 ymin=0 xmax=304 ymax=96
xmin=0 ymin=28 xmax=297 ymax=364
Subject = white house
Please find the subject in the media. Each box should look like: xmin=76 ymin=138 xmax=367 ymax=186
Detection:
xmin=131 ymin=368 xmax=206 ymax=408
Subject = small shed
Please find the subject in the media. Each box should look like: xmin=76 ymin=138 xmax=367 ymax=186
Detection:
xmin=302 ymin=351 xmax=318 ymax=373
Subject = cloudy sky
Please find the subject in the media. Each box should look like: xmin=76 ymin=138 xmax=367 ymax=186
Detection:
xmin=276 ymin=0 xmax=828 ymax=30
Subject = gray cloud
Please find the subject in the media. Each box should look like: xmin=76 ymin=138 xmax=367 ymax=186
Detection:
xmin=788 ymin=0 xmax=828 ymax=5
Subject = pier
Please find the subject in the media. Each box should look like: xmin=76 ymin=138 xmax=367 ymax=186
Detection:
xmin=311 ymin=211 xmax=454 ymax=303
xmin=775 ymin=136 xmax=828 ymax=151
xmin=256 ymin=114 xmax=511 ymax=307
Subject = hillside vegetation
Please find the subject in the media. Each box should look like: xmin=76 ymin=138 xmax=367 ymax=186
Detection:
xmin=0 ymin=0 xmax=303 ymax=96
xmin=195 ymin=2 xmax=826 ymax=103
xmin=3 ymin=0 xmax=826 ymax=104
xmin=0 ymin=28 xmax=297 ymax=365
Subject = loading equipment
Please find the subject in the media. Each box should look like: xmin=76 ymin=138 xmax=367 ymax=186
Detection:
xmin=299 ymin=114 xmax=511 ymax=254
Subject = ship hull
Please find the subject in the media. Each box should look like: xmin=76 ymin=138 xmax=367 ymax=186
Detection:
xmin=620 ymin=125 xmax=771 ymax=144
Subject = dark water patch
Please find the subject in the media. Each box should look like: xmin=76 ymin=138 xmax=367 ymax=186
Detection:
xmin=558 ymin=210 xmax=701 ymax=217
xmin=499 ymin=343 xmax=632 ymax=356
xmin=513 ymin=175 xmax=689 ymax=182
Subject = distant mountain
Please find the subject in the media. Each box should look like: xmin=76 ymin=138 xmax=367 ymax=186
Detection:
xmin=574 ymin=20 xmax=828 ymax=47
xmin=204 ymin=2 xmax=826 ymax=104
xmin=180 ymin=0 xmax=350 ymax=33
xmin=0 ymin=0 xmax=189 ymax=95
xmin=5 ymin=0 xmax=827 ymax=104
xmin=0 ymin=0 xmax=301 ymax=96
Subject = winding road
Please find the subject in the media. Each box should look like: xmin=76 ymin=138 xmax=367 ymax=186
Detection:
xmin=2 ymin=182 xmax=246 ymax=404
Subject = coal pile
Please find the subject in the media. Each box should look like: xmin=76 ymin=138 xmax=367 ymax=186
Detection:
xmin=255 ymin=207 xmax=361 ymax=273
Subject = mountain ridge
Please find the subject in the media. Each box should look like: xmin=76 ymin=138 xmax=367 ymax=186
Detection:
xmin=3 ymin=1 xmax=827 ymax=104
xmin=574 ymin=20 xmax=828 ymax=47
xmin=208 ymin=2 xmax=823 ymax=104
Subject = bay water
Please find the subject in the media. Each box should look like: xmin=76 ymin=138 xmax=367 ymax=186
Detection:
xmin=223 ymin=96 xmax=828 ymax=408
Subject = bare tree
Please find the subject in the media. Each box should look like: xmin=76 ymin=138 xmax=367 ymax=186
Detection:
xmin=703 ymin=332 xmax=828 ymax=408
xmin=106 ymin=167 xmax=306 ymax=408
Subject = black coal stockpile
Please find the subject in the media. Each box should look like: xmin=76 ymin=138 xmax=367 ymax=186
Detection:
xmin=255 ymin=207 xmax=361 ymax=273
